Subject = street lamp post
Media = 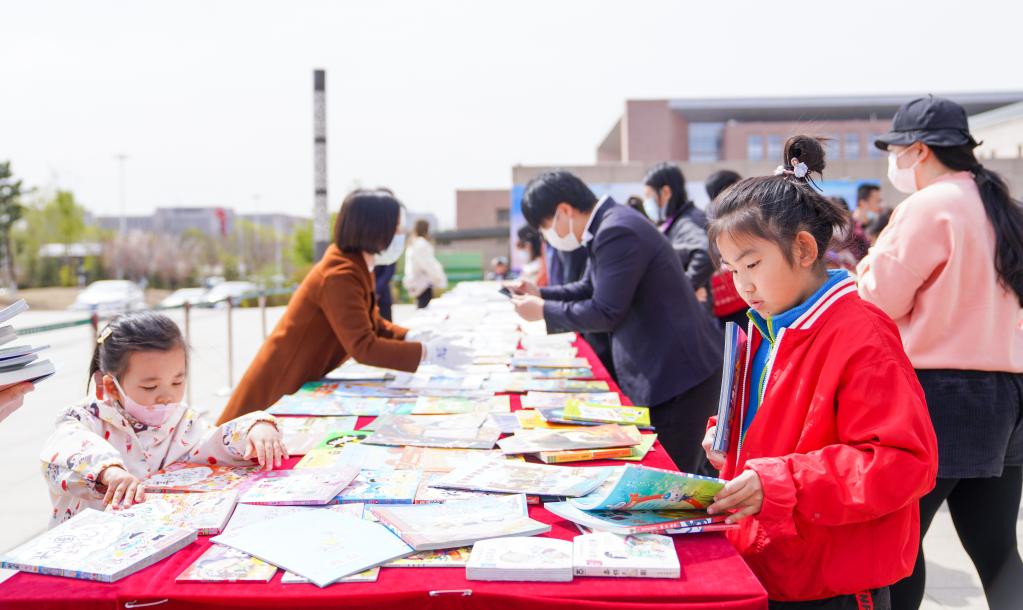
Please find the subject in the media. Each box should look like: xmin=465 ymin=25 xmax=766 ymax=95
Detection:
xmin=114 ymin=153 xmax=128 ymax=279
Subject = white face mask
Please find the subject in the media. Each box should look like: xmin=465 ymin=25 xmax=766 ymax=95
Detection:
xmin=887 ymin=148 xmax=920 ymax=194
xmin=109 ymin=376 xmax=180 ymax=427
xmin=540 ymin=210 xmax=582 ymax=252
xmin=374 ymin=233 xmax=406 ymax=266
xmin=642 ymin=197 xmax=662 ymax=222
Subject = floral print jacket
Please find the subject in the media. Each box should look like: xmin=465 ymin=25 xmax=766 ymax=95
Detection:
xmin=41 ymin=397 xmax=275 ymax=527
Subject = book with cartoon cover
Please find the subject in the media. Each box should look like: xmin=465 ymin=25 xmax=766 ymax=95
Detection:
xmin=239 ymin=466 xmax=360 ymax=506
xmin=524 ymin=379 xmax=610 ymax=393
xmin=385 ymin=546 xmax=472 ymax=567
xmin=497 ymin=424 xmax=640 ymax=455
xmin=510 ymin=356 xmax=589 ymax=369
xmin=108 ymin=489 xmax=239 ymax=535
xmin=396 ymin=447 xmax=503 ymax=472
xmin=411 ymin=395 xmax=511 ymax=415
xmin=544 ymin=501 xmax=728 ymax=535
xmin=536 ymin=446 xmax=634 ymax=464
xmin=0 ymin=508 xmax=197 ymax=582
xmin=277 ymin=416 xmax=358 ymax=454
xmin=610 ymin=433 xmax=658 ymax=462
xmin=572 ymin=532 xmax=680 ymax=578
xmin=281 ymin=567 xmax=380 ymax=584
xmin=466 ymin=536 xmax=574 ymax=582
xmin=429 ymin=458 xmax=612 ymax=497
xmin=569 ymin=465 xmax=725 ymax=512
xmin=269 ymin=395 xmax=414 ymax=416
xmin=520 ymin=391 xmax=621 ymax=409
xmin=712 ymin=322 xmax=744 ymax=453
xmin=176 ymin=544 xmax=278 ymax=582
xmin=561 ymin=401 xmax=652 ymax=428
xmin=413 ymin=472 xmax=507 ymax=503
xmin=525 ymin=367 xmax=594 ymax=379
xmin=334 ymin=469 xmax=422 ymax=504
xmin=143 ymin=463 xmax=261 ymax=494
xmin=364 ymin=414 xmax=501 ymax=450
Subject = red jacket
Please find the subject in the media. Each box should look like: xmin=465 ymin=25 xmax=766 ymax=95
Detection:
xmin=709 ymin=278 xmax=938 ymax=601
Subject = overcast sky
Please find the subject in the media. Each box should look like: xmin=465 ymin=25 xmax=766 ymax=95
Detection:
xmin=2 ymin=0 xmax=1021 ymax=228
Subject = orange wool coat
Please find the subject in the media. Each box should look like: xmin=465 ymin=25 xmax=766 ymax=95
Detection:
xmin=217 ymin=245 xmax=422 ymax=424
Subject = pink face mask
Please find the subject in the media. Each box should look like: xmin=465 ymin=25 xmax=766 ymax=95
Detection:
xmin=110 ymin=376 xmax=179 ymax=427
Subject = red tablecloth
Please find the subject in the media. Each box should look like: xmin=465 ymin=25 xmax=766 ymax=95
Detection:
xmin=0 ymin=337 xmax=767 ymax=610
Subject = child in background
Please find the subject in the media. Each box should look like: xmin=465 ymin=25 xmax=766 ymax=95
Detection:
xmin=701 ymin=135 xmax=938 ymax=609
xmin=41 ymin=311 xmax=286 ymax=527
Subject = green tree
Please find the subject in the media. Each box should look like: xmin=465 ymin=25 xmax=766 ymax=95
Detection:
xmin=51 ymin=190 xmax=85 ymax=286
xmin=0 ymin=162 xmax=25 ymax=287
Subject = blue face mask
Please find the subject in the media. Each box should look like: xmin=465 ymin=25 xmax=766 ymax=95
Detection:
xmin=375 ymin=233 xmax=406 ymax=266
xmin=643 ymin=197 xmax=662 ymax=222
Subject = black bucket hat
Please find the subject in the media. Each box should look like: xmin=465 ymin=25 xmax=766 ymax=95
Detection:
xmin=874 ymin=95 xmax=979 ymax=151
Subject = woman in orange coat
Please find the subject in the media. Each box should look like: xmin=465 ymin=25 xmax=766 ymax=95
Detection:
xmin=218 ymin=189 xmax=470 ymax=423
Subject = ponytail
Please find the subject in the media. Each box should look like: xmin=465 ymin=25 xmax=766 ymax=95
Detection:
xmin=930 ymin=145 xmax=1023 ymax=305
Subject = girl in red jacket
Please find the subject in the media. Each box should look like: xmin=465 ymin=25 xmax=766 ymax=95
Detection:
xmin=701 ymin=135 xmax=938 ymax=609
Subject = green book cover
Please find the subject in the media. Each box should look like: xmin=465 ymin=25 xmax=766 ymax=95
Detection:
xmin=562 ymin=401 xmax=651 ymax=427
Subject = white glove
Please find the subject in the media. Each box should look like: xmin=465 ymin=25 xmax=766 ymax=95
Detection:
xmin=405 ymin=328 xmax=437 ymax=343
xmin=421 ymin=338 xmax=474 ymax=369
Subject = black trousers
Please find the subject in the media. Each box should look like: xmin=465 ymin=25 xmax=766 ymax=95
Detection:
xmin=770 ymin=588 xmax=890 ymax=610
xmin=416 ymin=287 xmax=433 ymax=309
xmin=649 ymin=368 xmax=722 ymax=475
xmin=890 ymin=467 xmax=1023 ymax=610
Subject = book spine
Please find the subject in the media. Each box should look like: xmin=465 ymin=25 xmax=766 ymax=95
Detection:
xmin=573 ymin=566 xmax=678 ymax=579
xmin=665 ymin=523 xmax=739 ymax=534
xmin=538 ymin=447 xmax=633 ymax=463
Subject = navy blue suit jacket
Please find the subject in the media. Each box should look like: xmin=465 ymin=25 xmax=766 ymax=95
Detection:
xmin=541 ymin=198 xmax=723 ymax=406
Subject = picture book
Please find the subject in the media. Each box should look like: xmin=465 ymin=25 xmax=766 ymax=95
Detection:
xmin=211 ymin=510 xmax=412 ymax=588
xmin=239 ymin=466 xmax=360 ymax=506
xmin=466 ymin=536 xmax=574 ymax=582
xmin=569 ymin=465 xmax=725 ymax=511
xmin=712 ymin=321 xmax=744 ymax=453
xmin=324 ymin=361 xmax=397 ymax=381
xmin=510 ymin=356 xmax=589 ymax=369
xmin=281 ymin=567 xmax=380 ymax=584
xmin=411 ymin=395 xmax=511 ymax=415
xmin=611 ymin=433 xmax=658 ymax=462
xmin=572 ymin=532 xmax=680 ymax=579
xmin=384 ymin=546 xmax=472 ymax=567
xmin=514 ymin=410 xmax=578 ymax=430
xmin=663 ymin=523 xmax=740 ymax=535
xmin=291 ymin=431 xmax=373 ymax=469
xmin=175 ymin=544 xmax=278 ymax=582
xmin=364 ymin=414 xmax=501 ymax=450
xmin=497 ymin=424 xmax=640 ymax=455
xmin=400 ymin=373 xmax=485 ymax=391
xmin=335 ymin=469 xmax=422 ymax=504
xmin=144 ymin=463 xmax=261 ymax=494
xmin=0 ymin=508 xmax=197 ymax=583
xmin=277 ymin=416 xmax=358 ymax=455
xmin=544 ymin=501 xmax=728 ymax=535
xmin=370 ymin=494 xmax=550 ymax=551
xmin=395 ymin=447 xmax=503 ymax=472
xmin=562 ymin=401 xmax=651 ymax=428
xmin=268 ymin=395 xmax=414 ymax=417
xmin=525 ymin=367 xmax=594 ymax=379
xmin=537 ymin=446 xmax=635 ymax=464
xmin=108 ymin=489 xmax=239 ymax=535
xmin=486 ymin=412 xmax=521 ymax=434
xmin=480 ymin=372 xmax=534 ymax=393
xmin=520 ymin=391 xmax=621 ymax=409
xmin=413 ymin=472 xmax=507 ymax=503
xmin=519 ymin=333 xmax=577 ymax=351
xmin=267 ymin=395 xmax=350 ymax=417
xmin=221 ymin=503 xmax=365 ymax=535
xmin=523 ymin=379 xmax=610 ymax=393
xmin=429 ymin=458 xmax=612 ymax=497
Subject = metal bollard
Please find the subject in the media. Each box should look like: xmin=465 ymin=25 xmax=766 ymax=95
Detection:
xmin=225 ymin=297 xmax=234 ymax=389
xmin=259 ymin=291 xmax=267 ymax=340
xmin=183 ymin=302 xmax=192 ymax=406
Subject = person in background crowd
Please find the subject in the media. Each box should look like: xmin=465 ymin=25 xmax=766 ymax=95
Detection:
xmin=625 ymin=195 xmax=652 ymax=221
xmin=823 ymin=196 xmax=870 ymax=265
xmin=0 ymin=382 xmax=34 ymax=424
xmin=486 ymin=257 xmax=511 ymax=281
xmin=643 ymin=163 xmax=715 ymax=297
xmin=403 ymin=219 xmax=448 ymax=309
xmin=219 ymin=190 xmax=471 ymax=423
xmin=374 ymin=262 xmax=396 ymax=321
xmin=506 ymin=170 xmax=723 ymax=473
xmin=705 ymin=169 xmax=750 ymax=330
xmin=859 ymin=95 xmax=1023 ymax=610
xmin=864 ymin=208 xmax=893 ymax=245
xmin=853 ymin=183 xmax=883 ymax=229
xmin=703 ymin=134 xmax=937 ymax=610
xmin=515 ymin=225 xmax=545 ymax=286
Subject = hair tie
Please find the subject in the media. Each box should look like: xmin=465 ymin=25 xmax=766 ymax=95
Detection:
xmin=774 ymin=157 xmax=809 ymax=179
xmin=97 ymin=327 xmax=113 ymax=344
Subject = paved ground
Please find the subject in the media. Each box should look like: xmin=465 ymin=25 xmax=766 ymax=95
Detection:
xmin=0 ymin=304 xmax=1017 ymax=608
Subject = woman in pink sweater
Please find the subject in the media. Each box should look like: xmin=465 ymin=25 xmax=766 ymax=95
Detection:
xmin=858 ymin=95 xmax=1023 ymax=610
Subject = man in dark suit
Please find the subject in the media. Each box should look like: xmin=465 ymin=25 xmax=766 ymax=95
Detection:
xmin=507 ymin=170 xmax=723 ymax=473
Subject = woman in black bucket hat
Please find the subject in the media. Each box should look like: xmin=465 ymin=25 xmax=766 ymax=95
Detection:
xmin=859 ymin=95 xmax=1023 ymax=610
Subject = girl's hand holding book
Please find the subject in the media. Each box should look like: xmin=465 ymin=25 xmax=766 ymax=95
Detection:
xmin=244 ymin=422 xmax=288 ymax=471
xmin=701 ymin=426 xmax=727 ymax=471
xmin=99 ymin=465 xmax=145 ymax=508
xmin=707 ymin=470 xmax=763 ymax=524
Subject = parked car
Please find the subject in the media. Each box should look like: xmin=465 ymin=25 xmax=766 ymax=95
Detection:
xmin=201 ymin=281 xmax=259 ymax=308
xmin=68 ymin=280 xmax=146 ymax=313
xmin=159 ymin=287 xmax=209 ymax=309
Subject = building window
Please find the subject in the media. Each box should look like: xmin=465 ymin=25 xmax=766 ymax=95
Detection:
xmin=844 ymin=133 xmax=861 ymax=160
xmin=496 ymin=208 xmax=510 ymax=224
xmin=747 ymin=135 xmax=764 ymax=161
xmin=766 ymin=135 xmax=783 ymax=160
xmin=824 ymin=134 xmax=840 ymax=160
xmin=689 ymin=122 xmax=724 ymax=163
xmin=869 ymin=133 xmax=885 ymax=158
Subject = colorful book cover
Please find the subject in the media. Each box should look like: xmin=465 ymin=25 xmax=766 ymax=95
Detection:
xmin=281 ymin=567 xmax=380 ymax=584
xmin=664 ymin=523 xmax=740 ymax=535
xmin=520 ymin=391 xmax=622 ymax=409
xmin=481 ymin=372 xmax=535 ymax=393
xmin=0 ymin=508 xmax=197 ymax=583
xmin=572 ymin=532 xmax=680 ymax=578
xmin=269 ymin=395 xmax=414 ymax=416
xmin=108 ymin=489 xmax=238 ymax=535
xmin=524 ymin=379 xmax=611 ymax=393
xmin=144 ymin=463 xmax=261 ymax=494
xmin=570 ymin=465 xmax=725 ymax=511
xmin=364 ymin=414 xmax=501 ymax=450
xmin=401 ymin=373 xmax=485 ymax=391
xmin=413 ymin=472 xmax=507 ymax=503
xmin=330 ymin=383 xmax=412 ymax=398
xmin=510 ymin=356 xmax=589 ymax=369
xmin=176 ymin=544 xmax=277 ymax=582
xmin=515 ymin=410 xmax=578 ymax=430
xmin=537 ymin=446 xmax=634 ymax=464
xmin=411 ymin=395 xmax=511 ymax=415
xmin=370 ymin=494 xmax=549 ymax=551
xmin=297 ymin=443 xmax=405 ymax=471
xmin=562 ymin=401 xmax=651 ymax=427
xmin=239 ymin=466 xmax=360 ymax=506
xmin=611 ymin=433 xmax=658 ymax=462
xmin=712 ymin=322 xmax=744 ymax=453
xmin=396 ymin=447 xmax=503 ymax=472
xmin=277 ymin=416 xmax=358 ymax=455
xmin=385 ymin=547 xmax=472 ymax=567
xmin=486 ymin=412 xmax=522 ymax=434
xmin=525 ymin=367 xmax=594 ymax=379
xmin=497 ymin=424 xmax=640 ymax=455
xmin=211 ymin=510 xmax=411 ymax=588
xmin=429 ymin=458 xmax=612 ymax=497
xmin=466 ymin=536 xmax=574 ymax=582
xmin=335 ymin=469 xmax=422 ymax=504
xmin=545 ymin=501 xmax=727 ymax=535
xmin=324 ymin=362 xmax=397 ymax=381
xmin=292 ymin=431 xmax=374 ymax=469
